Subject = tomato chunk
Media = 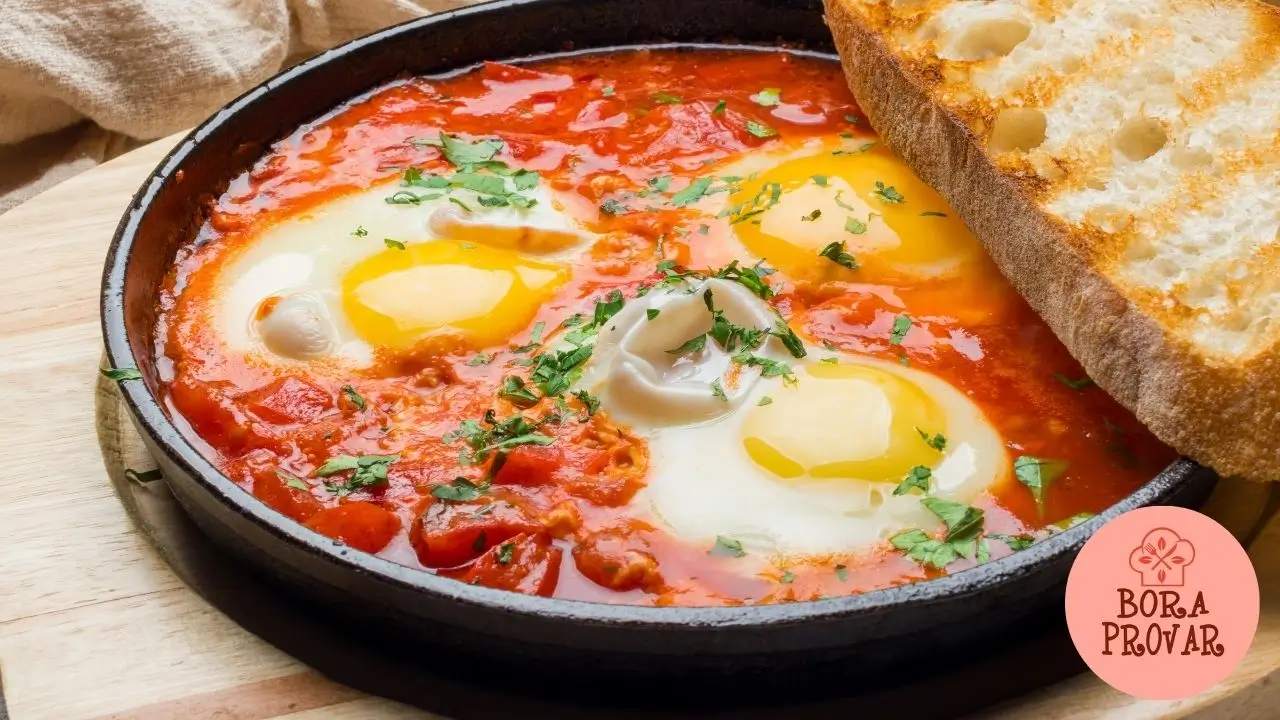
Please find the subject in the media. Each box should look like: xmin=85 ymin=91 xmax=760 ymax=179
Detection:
xmin=304 ymin=502 xmax=400 ymax=553
xmin=252 ymin=467 xmax=323 ymax=522
xmin=492 ymin=445 xmax=562 ymax=486
xmin=239 ymin=376 xmax=334 ymax=426
xmin=410 ymin=500 xmax=541 ymax=568
xmin=572 ymin=528 xmax=664 ymax=592
xmin=464 ymin=533 xmax=562 ymax=597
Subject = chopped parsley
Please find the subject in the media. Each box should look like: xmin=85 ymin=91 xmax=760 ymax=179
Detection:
xmin=844 ymin=216 xmax=868 ymax=234
xmin=388 ymin=134 xmax=540 ymax=209
xmin=710 ymin=535 xmax=746 ymax=557
xmin=751 ymin=88 xmax=782 ymax=107
xmin=835 ymin=564 xmax=848 ymax=582
xmin=467 ymin=353 xmax=493 ymax=367
xmin=1014 ymin=456 xmax=1068 ymax=511
xmin=732 ymin=352 xmax=794 ymax=381
xmin=893 ymin=465 xmax=932 ymax=496
xmin=832 ymin=142 xmax=876 ymax=156
xmin=652 ymin=92 xmax=682 ymax=104
xmin=315 ymin=454 xmax=399 ymax=496
xmin=780 ymin=569 xmax=796 ymax=584
xmin=600 ymin=198 xmax=629 ymax=216
xmin=671 ymin=177 xmax=715 ymax=206
xmin=384 ymin=238 xmax=406 ymax=250
xmin=801 ymin=209 xmax=822 ymax=222
xmin=745 ymin=120 xmax=778 ymax=138
xmin=602 ymin=85 xmax=615 ymax=97
xmin=444 ymin=411 xmax=556 ymax=465
xmin=712 ymin=99 xmax=727 ymax=115
xmin=710 ymin=378 xmax=727 ymax=401
xmin=666 ymin=333 xmax=708 ymax=356
xmin=819 ymin=240 xmax=859 ymax=269
xmin=276 ymin=470 xmax=310 ymax=492
xmin=915 ymin=427 xmax=947 ymax=451
xmin=833 ymin=190 xmax=855 ymax=211
xmin=771 ymin=319 xmax=807 ymax=359
xmin=497 ymin=541 xmax=516 ymax=564
xmin=499 ymin=376 xmax=540 ymax=408
xmin=889 ymin=314 xmax=912 ymax=345
xmin=873 ymin=181 xmax=905 ymax=203
xmin=758 ymin=396 xmax=774 ymax=406
xmin=340 ymin=384 xmax=366 ymax=411
xmin=812 ymin=175 xmax=828 ymax=187
xmin=431 ymin=476 xmax=488 ymax=502
xmin=891 ymin=498 xmax=986 ymax=570
xmin=646 ymin=308 xmax=660 ymax=321
xmin=1051 ymin=512 xmax=1095 ymax=531
xmin=990 ymin=533 xmax=1036 ymax=551
xmin=100 ymin=367 xmax=142 ymax=382
xmin=920 ymin=211 xmax=947 ymax=217
xmin=1054 ymin=373 xmax=1094 ymax=391
xmin=592 ymin=289 xmax=625 ymax=327
xmin=714 ymin=260 xmax=776 ymax=300
xmin=844 ymin=114 xmax=861 ymax=124
xmin=572 ymin=389 xmax=601 ymax=418
xmin=351 ymin=225 xmax=368 ymax=237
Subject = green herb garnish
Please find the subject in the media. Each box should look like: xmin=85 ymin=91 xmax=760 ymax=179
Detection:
xmin=873 ymin=181 xmax=905 ymax=203
xmin=889 ymin=314 xmax=912 ymax=345
xmin=893 ymin=465 xmax=932 ymax=496
xmin=315 ymin=454 xmax=399 ymax=496
xmin=1054 ymin=373 xmax=1094 ymax=391
xmin=101 ymin=367 xmax=142 ymax=382
xmin=340 ymin=385 xmax=366 ymax=411
xmin=497 ymin=541 xmax=516 ymax=564
xmin=710 ymin=535 xmax=746 ymax=557
xmin=1013 ymin=456 xmax=1068 ymax=511
xmin=915 ymin=427 xmax=947 ymax=451
xmin=819 ymin=240 xmax=859 ymax=269
xmin=751 ymin=88 xmax=782 ymax=107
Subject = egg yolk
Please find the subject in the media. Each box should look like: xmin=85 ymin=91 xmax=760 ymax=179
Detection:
xmin=728 ymin=145 xmax=984 ymax=281
xmin=741 ymin=362 xmax=947 ymax=483
xmin=341 ymin=240 xmax=566 ymax=349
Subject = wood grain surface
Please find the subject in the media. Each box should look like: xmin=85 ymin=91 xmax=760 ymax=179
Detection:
xmin=1 ymin=134 xmax=1278 ymax=720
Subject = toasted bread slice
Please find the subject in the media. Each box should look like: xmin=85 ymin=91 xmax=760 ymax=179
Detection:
xmin=824 ymin=0 xmax=1280 ymax=481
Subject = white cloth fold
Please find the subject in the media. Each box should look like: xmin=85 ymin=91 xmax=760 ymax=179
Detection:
xmin=0 ymin=0 xmax=474 ymax=213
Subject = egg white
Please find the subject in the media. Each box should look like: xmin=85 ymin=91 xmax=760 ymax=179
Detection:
xmin=631 ymin=355 xmax=1006 ymax=560
xmin=577 ymin=278 xmax=1007 ymax=564
xmin=214 ymin=181 xmax=587 ymax=366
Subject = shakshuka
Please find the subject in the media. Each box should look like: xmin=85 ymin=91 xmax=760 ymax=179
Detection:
xmin=153 ymin=50 xmax=1175 ymax=606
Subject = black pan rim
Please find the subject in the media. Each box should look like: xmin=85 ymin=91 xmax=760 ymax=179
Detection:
xmin=100 ymin=0 xmax=1209 ymax=632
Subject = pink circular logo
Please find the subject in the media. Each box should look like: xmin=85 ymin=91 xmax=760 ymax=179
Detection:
xmin=1065 ymin=506 xmax=1259 ymax=699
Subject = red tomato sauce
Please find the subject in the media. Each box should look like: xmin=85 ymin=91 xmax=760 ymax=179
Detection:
xmin=156 ymin=49 xmax=1176 ymax=606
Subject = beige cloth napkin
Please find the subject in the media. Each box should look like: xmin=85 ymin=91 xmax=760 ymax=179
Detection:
xmin=0 ymin=0 xmax=476 ymax=214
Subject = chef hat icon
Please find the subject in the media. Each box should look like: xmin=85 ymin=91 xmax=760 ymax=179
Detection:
xmin=1129 ymin=527 xmax=1195 ymax=586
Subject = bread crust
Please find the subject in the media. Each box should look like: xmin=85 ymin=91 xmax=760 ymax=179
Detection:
xmin=823 ymin=0 xmax=1280 ymax=481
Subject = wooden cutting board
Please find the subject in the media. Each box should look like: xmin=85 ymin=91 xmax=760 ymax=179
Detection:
xmin=1 ymin=134 xmax=1279 ymax=720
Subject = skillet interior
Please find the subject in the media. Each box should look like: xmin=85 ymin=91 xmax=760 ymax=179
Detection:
xmin=100 ymin=0 xmax=1218 ymax=703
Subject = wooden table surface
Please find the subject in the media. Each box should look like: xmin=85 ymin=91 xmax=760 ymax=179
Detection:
xmin=1 ymin=135 xmax=1279 ymax=720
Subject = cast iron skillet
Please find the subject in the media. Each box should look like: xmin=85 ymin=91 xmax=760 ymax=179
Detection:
xmin=101 ymin=0 xmax=1217 ymax=705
